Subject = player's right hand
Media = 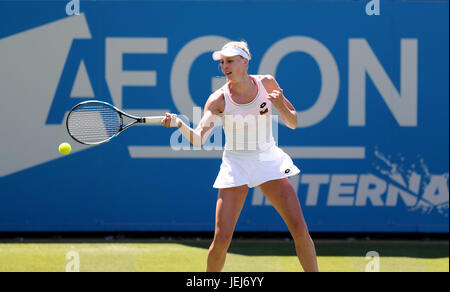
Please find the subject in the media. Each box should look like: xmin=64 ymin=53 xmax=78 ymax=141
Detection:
xmin=161 ymin=113 xmax=180 ymax=128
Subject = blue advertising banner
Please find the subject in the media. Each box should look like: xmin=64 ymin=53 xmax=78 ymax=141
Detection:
xmin=0 ymin=0 xmax=448 ymax=232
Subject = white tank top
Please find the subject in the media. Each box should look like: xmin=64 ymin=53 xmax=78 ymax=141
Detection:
xmin=221 ymin=75 xmax=276 ymax=155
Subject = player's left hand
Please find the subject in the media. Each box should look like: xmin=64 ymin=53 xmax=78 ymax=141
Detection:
xmin=267 ymin=89 xmax=285 ymax=109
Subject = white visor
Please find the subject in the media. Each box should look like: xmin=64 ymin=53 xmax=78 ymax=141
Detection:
xmin=212 ymin=46 xmax=251 ymax=61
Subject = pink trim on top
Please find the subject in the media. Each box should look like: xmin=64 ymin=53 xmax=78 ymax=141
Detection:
xmin=226 ymin=76 xmax=260 ymax=106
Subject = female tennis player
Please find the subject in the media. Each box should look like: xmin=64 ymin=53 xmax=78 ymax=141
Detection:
xmin=161 ymin=41 xmax=318 ymax=272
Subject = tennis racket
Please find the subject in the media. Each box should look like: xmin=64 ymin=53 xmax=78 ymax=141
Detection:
xmin=66 ymin=100 xmax=164 ymax=145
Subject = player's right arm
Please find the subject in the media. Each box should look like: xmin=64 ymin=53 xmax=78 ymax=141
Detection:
xmin=161 ymin=90 xmax=225 ymax=147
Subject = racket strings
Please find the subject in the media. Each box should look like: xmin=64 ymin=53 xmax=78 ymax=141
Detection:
xmin=67 ymin=103 xmax=121 ymax=144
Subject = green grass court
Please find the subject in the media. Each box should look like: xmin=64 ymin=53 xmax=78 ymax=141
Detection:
xmin=0 ymin=240 xmax=448 ymax=272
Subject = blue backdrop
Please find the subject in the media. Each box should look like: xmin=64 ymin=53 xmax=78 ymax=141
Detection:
xmin=0 ymin=0 xmax=448 ymax=232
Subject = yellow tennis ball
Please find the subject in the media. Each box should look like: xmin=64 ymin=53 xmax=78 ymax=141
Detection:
xmin=59 ymin=142 xmax=72 ymax=155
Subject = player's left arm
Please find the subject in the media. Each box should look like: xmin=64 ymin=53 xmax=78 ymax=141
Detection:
xmin=261 ymin=75 xmax=298 ymax=129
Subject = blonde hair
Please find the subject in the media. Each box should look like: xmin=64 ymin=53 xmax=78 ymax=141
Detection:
xmin=224 ymin=40 xmax=251 ymax=60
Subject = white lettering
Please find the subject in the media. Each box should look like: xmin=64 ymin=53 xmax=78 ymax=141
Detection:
xmin=66 ymin=0 xmax=80 ymax=16
xmin=365 ymin=251 xmax=380 ymax=272
xmin=65 ymin=251 xmax=80 ymax=272
xmin=366 ymin=0 xmax=380 ymax=16
xmin=252 ymin=174 xmax=447 ymax=208
xmin=71 ymin=60 xmax=95 ymax=98
xmin=302 ymin=174 xmax=330 ymax=206
xmin=349 ymin=39 xmax=418 ymax=126
xmin=258 ymin=36 xmax=339 ymax=128
xmin=327 ymin=175 xmax=358 ymax=206
xmin=422 ymin=175 xmax=449 ymax=205
xmin=355 ymin=174 xmax=386 ymax=206
xmin=386 ymin=185 xmax=418 ymax=206
xmin=106 ymin=37 xmax=167 ymax=110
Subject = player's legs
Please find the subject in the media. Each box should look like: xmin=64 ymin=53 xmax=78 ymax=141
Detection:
xmin=258 ymin=178 xmax=319 ymax=272
xmin=207 ymin=185 xmax=249 ymax=272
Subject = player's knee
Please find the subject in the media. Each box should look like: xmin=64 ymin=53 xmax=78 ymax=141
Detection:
xmin=290 ymin=221 xmax=310 ymax=241
xmin=211 ymin=231 xmax=233 ymax=251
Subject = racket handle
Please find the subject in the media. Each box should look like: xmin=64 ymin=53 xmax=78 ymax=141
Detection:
xmin=144 ymin=116 xmax=164 ymax=124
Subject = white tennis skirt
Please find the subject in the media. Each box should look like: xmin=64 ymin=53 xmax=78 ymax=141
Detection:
xmin=213 ymin=145 xmax=300 ymax=189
